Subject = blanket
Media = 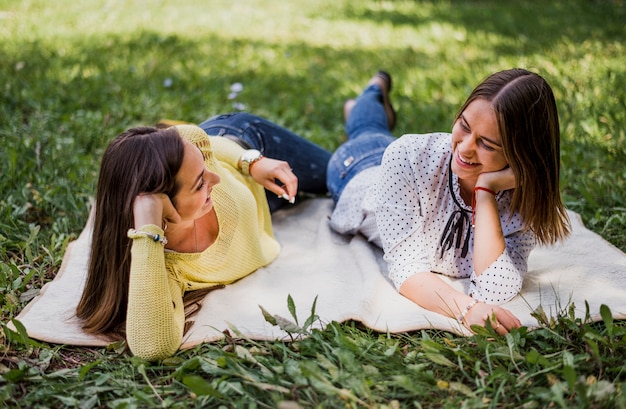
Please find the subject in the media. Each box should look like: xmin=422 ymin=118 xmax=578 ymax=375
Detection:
xmin=11 ymin=198 xmax=626 ymax=349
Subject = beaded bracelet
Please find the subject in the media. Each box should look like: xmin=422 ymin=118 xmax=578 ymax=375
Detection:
xmin=457 ymin=299 xmax=480 ymax=323
xmin=127 ymin=229 xmax=168 ymax=245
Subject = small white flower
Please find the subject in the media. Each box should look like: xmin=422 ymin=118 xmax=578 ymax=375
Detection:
xmin=230 ymin=82 xmax=243 ymax=93
xmin=232 ymin=102 xmax=246 ymax=111
xmin=163 ymin=78 xmax=173 ymax=88
xmin=228 ymin=92 xmax=238 ymax=100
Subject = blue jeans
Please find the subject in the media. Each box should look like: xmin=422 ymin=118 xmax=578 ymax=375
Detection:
xmin=199 ymin=112 xmax=332 ymax=212
xmin=326 ymin=85 xmax=396 ymax=202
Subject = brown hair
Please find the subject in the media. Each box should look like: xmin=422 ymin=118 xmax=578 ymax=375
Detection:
xmin=455 ymin=68 xmax=570 ymax=245
xmin=76 ymin=126 xmax=185 ymax=337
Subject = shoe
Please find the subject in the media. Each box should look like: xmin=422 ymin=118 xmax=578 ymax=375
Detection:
xmin=368 ymin=70 xmax=396 ymax=131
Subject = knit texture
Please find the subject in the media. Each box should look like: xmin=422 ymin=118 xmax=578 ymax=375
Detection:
xmin=126 ymin=125 xmax=279 ymax=360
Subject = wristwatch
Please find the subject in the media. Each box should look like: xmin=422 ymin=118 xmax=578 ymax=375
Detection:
xmin=239 ymin=149 xmax=263 ymax=176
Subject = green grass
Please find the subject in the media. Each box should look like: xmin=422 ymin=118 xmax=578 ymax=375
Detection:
xmin=1 ymin=0 xmax=626 ymax=407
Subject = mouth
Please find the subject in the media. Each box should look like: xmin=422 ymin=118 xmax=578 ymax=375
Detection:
xmin=456 ymin=152 xmax=479 ymax=166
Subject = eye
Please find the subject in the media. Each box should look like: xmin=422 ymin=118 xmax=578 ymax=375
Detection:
xmin=196 ymin=177 xmax=206 ymax=191
xmin=479 ymin=139 xmax=496 ymax=152
xmin=460 ymin=120 xmax=470 ymax=133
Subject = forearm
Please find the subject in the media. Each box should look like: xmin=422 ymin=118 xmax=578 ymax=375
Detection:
xmin=400 ymin=271 xmax=522 ymax=333
xmin=472 ymin=188 xmax=505 ymax=275
xmin=126 ymin=231 xmax=183 ymax=360
xmin=399 ymin=271 xmax=474 ymax=320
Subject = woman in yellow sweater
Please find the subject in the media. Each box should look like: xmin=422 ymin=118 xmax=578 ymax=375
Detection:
xmin=76 ymin=113 xmax=331 ymax=360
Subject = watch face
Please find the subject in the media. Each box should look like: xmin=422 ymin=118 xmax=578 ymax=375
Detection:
xmin=243 ymin=149 xmax=261 ymax=161
xmin=241 ymin=149 xmax=262 ymax=175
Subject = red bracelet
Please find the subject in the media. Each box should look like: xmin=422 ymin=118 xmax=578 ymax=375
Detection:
xmin=472 ymin=187 xmax=497 ymax=227
xmin=474 ymin=187 xmax=497 ymax=196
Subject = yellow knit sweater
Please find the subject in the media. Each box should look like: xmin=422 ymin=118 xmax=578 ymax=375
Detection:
xmin=126 ymin=125 xmax=280 ymax=360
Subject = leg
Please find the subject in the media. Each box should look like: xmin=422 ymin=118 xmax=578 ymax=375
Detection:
xmin=345 ymin=71 xmax=396 ymax=139
xmin=327 ymin=72 xmax=398 ymax=202
xmin=199 ymin=113 xmax=332 ymax=210
xmin=326 ymin=132 xmax=395 ymax=202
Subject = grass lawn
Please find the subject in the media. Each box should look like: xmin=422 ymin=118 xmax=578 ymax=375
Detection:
xmin=1 ymin=0 xmax=626 ymax=407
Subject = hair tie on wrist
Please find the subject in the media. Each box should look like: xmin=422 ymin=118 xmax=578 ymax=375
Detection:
xmin=458 ymin=299 xmax=480 ymax=323
xmin=127 ymin=229 xmax=168 ymax=245
xmin=471 ymin=187 xmax=497 ymax=227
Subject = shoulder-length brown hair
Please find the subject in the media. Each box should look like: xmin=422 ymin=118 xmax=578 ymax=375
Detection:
xmin=76 ymin=126 xmax=185 ymax=337
xmin=455 ymin=68 xmax=570 ymax=245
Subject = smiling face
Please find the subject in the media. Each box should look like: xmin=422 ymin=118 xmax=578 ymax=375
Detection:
xmin=172 ymin=139 xmax=221 ymax=222
xmin=450 ymin=98 xmax=508 ymax=192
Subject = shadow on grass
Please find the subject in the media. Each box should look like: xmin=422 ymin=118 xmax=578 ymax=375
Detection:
xmin=338 ymin=0 xmax=625 ymax=54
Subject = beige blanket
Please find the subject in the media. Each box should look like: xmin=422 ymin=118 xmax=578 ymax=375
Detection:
xmin=12 ymin=198 xmax=626 ymax=349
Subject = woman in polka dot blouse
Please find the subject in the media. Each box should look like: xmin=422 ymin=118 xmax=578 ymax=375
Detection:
xmin=327 ymin=69 xmax=571 ymax=334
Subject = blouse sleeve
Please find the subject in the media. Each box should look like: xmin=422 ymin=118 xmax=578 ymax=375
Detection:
xmin=468 ymin=227 xmax=535 ymax=304
xmin=126 ymin=224 xmax=185 ymax=361
xmin=375 ymin=140 xmax=431 ymax=289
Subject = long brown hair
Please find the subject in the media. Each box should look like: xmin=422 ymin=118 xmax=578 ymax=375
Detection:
xmin=76 ymin=126 xmax=185 ymax=337
xmin=455 ymin=68 xmax=570 ymax=245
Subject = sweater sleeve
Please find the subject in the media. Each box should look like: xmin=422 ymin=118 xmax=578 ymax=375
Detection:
xmin=126 ymin=225 xmax=185 ymax=361
xmin=209 ymin=136 xmax=246 ymax=171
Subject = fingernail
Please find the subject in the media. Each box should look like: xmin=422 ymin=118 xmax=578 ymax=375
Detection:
xmin=289 ymin=197 xmax=296 ymax=204
xmin=281 ymin=194 xmax=290 ymax=201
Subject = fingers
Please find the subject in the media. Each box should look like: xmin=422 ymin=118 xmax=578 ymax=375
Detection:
xmin=266 ymin=174 xmax=297 ymax=203
xmin=485 ymin=309 xmax=521 ymax=335
xmin=133 ymin=193 xmax=181 ymax=228
xmin=477 ymin=167 xmax=517 ymax=192
xmin=485 ymin=314 xmax=506 ymax=335
xmin=250 ymin=158 xmax=299 ymax=202
xmin=464 ymin=303 xmax=521 ymax=335
xmin=276 ymin=166 xmax=298 ymax=201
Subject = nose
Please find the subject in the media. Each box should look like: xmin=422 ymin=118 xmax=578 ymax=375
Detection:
xmin=207 ymin=170 xmax=221 ymax=186
xmin=204 ymin=169 xmax=221 ymax=187
xmin=460 ymin=132 xmax=477 ymax=149
xmin=456 ymin=136 xmax=480 ymax=165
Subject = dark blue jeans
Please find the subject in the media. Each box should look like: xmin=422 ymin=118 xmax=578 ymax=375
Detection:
xmin=326 ymin=85 xmax=396 ymax=202
xmin=199 ymin=112 xmax=332 ymax=212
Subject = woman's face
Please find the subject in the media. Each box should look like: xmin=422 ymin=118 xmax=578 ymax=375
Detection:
xmin=172 ymin=140 xmax=221 ymax=222
xmin=451 ymin=99 xmax=508 ymax=185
